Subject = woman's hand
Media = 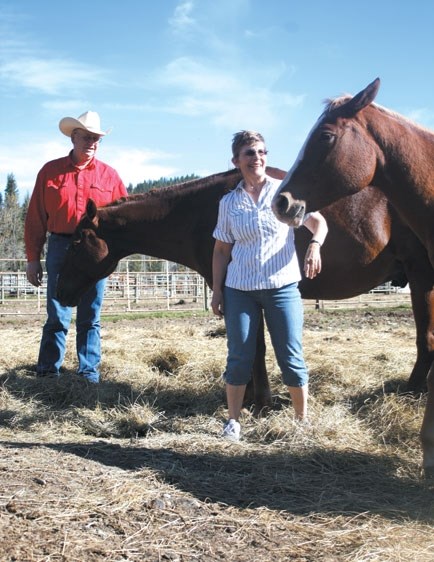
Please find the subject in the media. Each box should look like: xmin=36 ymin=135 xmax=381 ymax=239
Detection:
xmin=303 ymin=242 xmax=322 ymax=279
xmin=211 ymin=240 xmax=233 ymax=318
xmin=211 ymin=288 xmax=225 ymax=318
xmin=303 ymin=212 xmax=327 ymax=279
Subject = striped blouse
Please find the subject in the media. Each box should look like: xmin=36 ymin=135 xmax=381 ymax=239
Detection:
xmin=213 ymin=176 xmax=302 ymax=291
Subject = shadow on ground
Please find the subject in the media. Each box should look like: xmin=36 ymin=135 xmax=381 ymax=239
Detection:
xmin=2 ymin=438 xmax=433 ymax=523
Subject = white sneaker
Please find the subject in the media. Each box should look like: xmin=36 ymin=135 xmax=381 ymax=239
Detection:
xmin=222 ymin=419 xmax=241 ymax=441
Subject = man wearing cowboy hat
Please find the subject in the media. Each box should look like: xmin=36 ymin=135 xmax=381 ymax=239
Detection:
xmin=25 ymin=111 xmax=127 ymax=383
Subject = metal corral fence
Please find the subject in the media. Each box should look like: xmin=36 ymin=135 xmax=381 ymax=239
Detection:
xmin=0 ymin=258 xmax=209 ymax=316
xmin=0 ymin=258 xmax=411 ymax=317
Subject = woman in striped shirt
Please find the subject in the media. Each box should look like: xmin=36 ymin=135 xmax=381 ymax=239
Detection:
xmin=211 ymin=131 xmax=328 ymax=441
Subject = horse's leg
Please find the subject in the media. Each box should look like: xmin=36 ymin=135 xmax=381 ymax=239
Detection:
xmin=421 ymin=364 xmax=434 ymax=478
xmin=403 ymin=260 xmax=434 ymax=477
xmin=399 ymin=240 xmax=434 ymax=476
xmin=401 ymin=249 xmax=434 ymax=392
xmin=244 ymin=313 xmax=272 ymax=416
xmin=406 ymin=284 xmax=434 ymax=392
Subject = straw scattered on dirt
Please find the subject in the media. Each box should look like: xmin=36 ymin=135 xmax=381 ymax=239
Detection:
xmin=0 ymin=307 xmax=433 ymax=561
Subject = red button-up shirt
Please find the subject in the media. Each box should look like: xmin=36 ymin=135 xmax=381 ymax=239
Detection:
xmin=25 ymin=152 xmax=127 ymax=261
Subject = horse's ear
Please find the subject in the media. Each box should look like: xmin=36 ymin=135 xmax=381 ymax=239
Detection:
xmin=336 ymin=78 xmax=381 ymax=118
xmin=352 ymin=78 xmax=380 ymax=111
xmin=86 ymin=199 xmax=99 ymax=227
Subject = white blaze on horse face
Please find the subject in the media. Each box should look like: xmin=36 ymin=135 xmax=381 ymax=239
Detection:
xmin=272 ymin=116 xmax=322 ymax=221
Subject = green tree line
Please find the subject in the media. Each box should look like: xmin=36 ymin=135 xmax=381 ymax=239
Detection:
xmin=127 ymin=174 xmax=199 ymax=195
xmin=0 ymin=173 xmax=200 ymax=271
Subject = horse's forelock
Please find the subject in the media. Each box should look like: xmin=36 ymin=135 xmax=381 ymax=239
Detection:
xmin=323 ymin=94 xmax=353 ymax=113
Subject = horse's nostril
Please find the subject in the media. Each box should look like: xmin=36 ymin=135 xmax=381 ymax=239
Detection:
xmin=274 ymin=194 xmax=288 ymax=214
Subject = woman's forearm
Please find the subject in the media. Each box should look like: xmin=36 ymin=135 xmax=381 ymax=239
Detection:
xmin=212 ymin=241 xmax=233 ymax=291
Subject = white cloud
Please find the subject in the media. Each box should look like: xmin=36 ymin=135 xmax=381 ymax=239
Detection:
xmin=0 ymin=142 xmax=178 ymax=201
xmin=406 ymin=108 xmax=434 ymax=128
xmin=0 ymin=57 xmax=109 ymax=95
xmin=169 ymin=1 xmax=196 ymax=33
xmin=0 ymin=140 xmax=68 ymax=198
xmin=0 ymin=11 xmax=110 ymax=96
xmin=102 ymin=147 xmax=178 ymax=186
xmin=156 ymin=57 xmax=304 ymax=130
xmin=42 ymin=100 xmax=94 ymax=113
xmin=160 ymin=57 xmax=239 ymax=93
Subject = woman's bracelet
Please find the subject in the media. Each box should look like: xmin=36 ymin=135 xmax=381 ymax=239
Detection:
xmin=309 ymin=239 xmax=322 ymax=247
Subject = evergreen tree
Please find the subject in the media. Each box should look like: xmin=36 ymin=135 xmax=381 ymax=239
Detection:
xmin=0 ymin=174 xmax=25 ymax=269
xmin=0 ymin=173 xmax=202 ymax=271
xmin=5 ymin=173 xmax=19 ymax=207
xmin=131 ymin=174 xmax=200 ymax=194
xmin=21 ymin=192 xmax=30 ymax=221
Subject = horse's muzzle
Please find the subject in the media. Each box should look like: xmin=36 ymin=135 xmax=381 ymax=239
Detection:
xmin=272 ymin=193 xmax=306 ymax=227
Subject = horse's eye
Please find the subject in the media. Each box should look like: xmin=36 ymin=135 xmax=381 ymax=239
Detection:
xmin=319 ymin=131 xmax=335 ymax=144
xmin=74 ymin=230 xmax=86 ymax=243
xmin=72 ymin=234 xmax=82 ymax=247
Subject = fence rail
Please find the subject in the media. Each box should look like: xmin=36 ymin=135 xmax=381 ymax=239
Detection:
xmin=0 ymin=258 xmax=209 ymax=316
xmin=0 ymin=258 xmax=411 ymax=316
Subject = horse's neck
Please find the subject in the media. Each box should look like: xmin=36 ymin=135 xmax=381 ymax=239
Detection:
xmin=99 ymin=192 xmax=215 ymax=280
xmin=371 ymin=109 xmax=434 ymax=262
xmin=372 ymin=112 xmax=434 ymax=202
xmin=100 ymin=200 xmax=181 ymax=254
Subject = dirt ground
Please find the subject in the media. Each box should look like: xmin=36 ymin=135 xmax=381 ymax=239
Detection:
xmin=0 ymin=307 xmax=433 ymax=561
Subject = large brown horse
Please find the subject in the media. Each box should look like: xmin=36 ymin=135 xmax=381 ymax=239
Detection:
xmin=55 ymin=166 xmax=434 ymax=405
xmin=271 ymin=79 xmax=434 ymax=477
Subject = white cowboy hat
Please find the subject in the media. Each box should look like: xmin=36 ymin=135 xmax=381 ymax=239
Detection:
xmin=59 ymin=111 xmax=109 ymax=137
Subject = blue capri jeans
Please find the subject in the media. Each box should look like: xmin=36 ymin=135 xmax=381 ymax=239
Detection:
xmin=222 ymin=283 xmax=308 ymax=387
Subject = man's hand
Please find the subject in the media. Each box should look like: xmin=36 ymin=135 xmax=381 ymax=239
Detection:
xmin=26 ymin=260 xmax=43 ymax=287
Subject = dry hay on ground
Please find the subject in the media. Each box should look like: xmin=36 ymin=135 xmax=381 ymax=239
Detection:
xmin=0 ymin=308 xmax=433 ymax=561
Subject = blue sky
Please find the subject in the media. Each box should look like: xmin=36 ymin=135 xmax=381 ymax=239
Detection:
xmin=1 ymin=0 xmax=433 ymax=200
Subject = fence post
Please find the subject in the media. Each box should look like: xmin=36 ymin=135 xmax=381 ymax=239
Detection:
xmin=203 ymin=278 xmax=208 ymax=311
xmin=166 ymin=260 xmax=170 ymax=310
xmin=126 ymin=261 xmax=131 ymax=311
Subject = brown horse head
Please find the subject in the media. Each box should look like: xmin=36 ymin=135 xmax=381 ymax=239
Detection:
xmin=56 ymin=199 xmax=119 ymax=306
xmin=272 ymin=78 xmax=381 ymax=226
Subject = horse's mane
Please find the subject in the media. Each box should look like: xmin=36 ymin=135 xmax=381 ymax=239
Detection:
xmin=323 ymin=95 xmax=434 ymax=136
xmin=96 ymin=165 xmax=286 ymax=224
xmin=104 ymin=168 xmax=241 ymax=210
